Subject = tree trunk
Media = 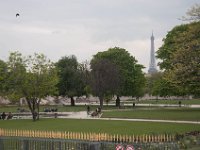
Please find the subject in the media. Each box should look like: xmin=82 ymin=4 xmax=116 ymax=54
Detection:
xmin=26 ymin=98 xmax=37 ymax=121
xmin=116 ymin=96 xmax=120 ymax=107
xmin=32 ymin=111 xmax=37 ymax=121
xmin=99 ymin=96 xmax=103 ymax=109
xmin=70 ymin=97 xmax=75 ymax=106
xmin=36 ymin=99 xmax=41 ymax=120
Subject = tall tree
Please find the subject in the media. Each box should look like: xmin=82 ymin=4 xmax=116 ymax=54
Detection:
xmin=56 ymin=55 xmax=85 ymax=106
xmin=6 ymin=52 xmax=58 ymax=121
xmin=169 ymin=22 xmax=200 ymax=96
xmin=157 ymin=21 xmax=200 ymax=96
xmin=90 ymin=58 xmax=120 ymax=108
xmin=25 ymin=53 xmax=58 ymax=120
xmin=79 ymin=60 xmax=91 ymax=98
xmin=91 ymin=47 xmax=145 ymax=107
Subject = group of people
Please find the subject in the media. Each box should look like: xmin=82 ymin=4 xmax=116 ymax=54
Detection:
xmin=87 ymin=106 xmax=101 ymax=117
xmin=44 ymin=107 xmax=58 ymax=112
xmin=0 ymin=112 xmax=13 ymax=120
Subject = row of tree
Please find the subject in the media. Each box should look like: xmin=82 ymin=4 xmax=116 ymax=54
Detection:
xmin=0 ymin=47 xmax=146 ymax=121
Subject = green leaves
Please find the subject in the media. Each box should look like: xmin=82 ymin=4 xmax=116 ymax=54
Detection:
xmin=91 ymin=47 xmax=145 ymax=99
xmin=56 ymin=55 xmax=86 ymax=99
xmin=157 ymin=21 xmax=200 ymax=96
xmin=0 ymin=60 xmax=8 ymax=96
xmin=1 ymin=51 xmax=59 ymax=120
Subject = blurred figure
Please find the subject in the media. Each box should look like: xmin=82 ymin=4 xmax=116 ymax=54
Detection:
xmin=1 ymin=112 xmax=6 ymax=120
xmin=7 ymin=112 xmax=13 ymax=120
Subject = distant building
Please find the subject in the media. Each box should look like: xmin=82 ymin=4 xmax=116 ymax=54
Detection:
xmin=148 ymin=32 xmax=157 ymax=74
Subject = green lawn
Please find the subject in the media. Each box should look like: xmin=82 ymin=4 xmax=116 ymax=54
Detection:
xmin=102 ymin=108 xmax=200 ymax=121
xmin=0 ymin=118 xmax=200 ymax=135
xmin=133 ymin=99 xmax=200 ymax=105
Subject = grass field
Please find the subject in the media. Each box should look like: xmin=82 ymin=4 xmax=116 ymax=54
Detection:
xmin=110 ymin=99 xmax=200 ymax=105
xmin=132 ymin=99 xmax=200 ymax=105
xmin=1 ymin=105 xmax=200 ymax=121
xmin=102 ymin=108 xmax=200 ymax=121
xmin=0 ymin=118 xmax=200 ymax=135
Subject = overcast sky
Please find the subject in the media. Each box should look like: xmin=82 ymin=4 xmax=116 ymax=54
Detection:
xmin=0 ymin=0 xmax=198 ymax=72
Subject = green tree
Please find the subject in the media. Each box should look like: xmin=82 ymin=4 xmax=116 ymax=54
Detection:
xmin=6 ymin=52 xmax=27 ymax=101
xmin=90 ymin=58 xmax=120 ymax=108
xmin=6 ymin=52 xmax=58 ymax=121
xmin=91 ymin=47 xmax=145 ymax=107
xmin=152 ymin=72 xmax=186 ymax=97
xmin=169 ymin=22 xmax=200 ymax=96
xmin=132 ymin=64 xmax=146 ymax=100
xmin=26 ymin=53 xmax=58 ymax=120
xmin=56 ymin=55 xmax=86 ymax=106
xmin=145 ymin=72 xmax=163 ymax=96
xmin=79 ymin=60 xmax=91 ymax=98
xmin=157 ymin=21 xmax=200 ymax=96
xmin=157 ymin=24 xmax=189 ymax=70
xmin=0 ymin=59 xmax=8 ymax=97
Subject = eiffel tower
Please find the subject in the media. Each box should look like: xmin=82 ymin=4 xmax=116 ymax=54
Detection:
xmin=148 ymin=32 xmax=157 ymax=74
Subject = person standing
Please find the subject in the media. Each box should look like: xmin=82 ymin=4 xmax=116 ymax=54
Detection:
xmin=87 ymin=105 xmax=90 ymax=115
xmin=1 ymin=112 xmax=6 ymax=120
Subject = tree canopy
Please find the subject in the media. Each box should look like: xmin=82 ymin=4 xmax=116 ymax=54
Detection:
xmin=157 ymin=21 xmax=200 ymax=96
xmin=56 ymin=55 xmax=86 ymax=106
xmin=90 ymin=58 xmax=120 ymax=108
xmin=90 ymin=47 xmax=145 ymax=107
xmin=4 ymin=52 xmax=58 ymax=121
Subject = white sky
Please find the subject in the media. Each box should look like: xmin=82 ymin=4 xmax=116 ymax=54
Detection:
xmin=0 ymin=0 xmax=198 ymax=72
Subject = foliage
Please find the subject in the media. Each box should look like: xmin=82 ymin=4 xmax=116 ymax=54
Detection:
xmin=90 ymin=58 xmax=120 ymax=108
xmin=56 ymin=55 xmax=86 ymax=106
xmin=91 ymin=47 xmax=145 ymax=107
xmin=170 ymin=22 xmax=200 ymax=96
xmin=157 ymin=24 xmax=189 ymax=70
xmin=6 ymin=52 xmax=27 ymax=101
xmin=4 ymin=52 xmax=58 ymax=121
xmin=178 ymin=135 xmax=200 ymax=149
xmin=78 ymin=60 xmax=91 ymax=97
xmin=0 ymin=60 xmax=8 ymax=96
xmin=145 ymin=72 xmax=162 ymax=96
xmin=157 ymin=21 xmax=200 ymax=96
xmin=151 ymin=72 xmax=186 ymax=97
xmin=104 ymin=94 xmax=113 ymax=105
xmin=181 ymin=3 xmax=200 ymax=21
